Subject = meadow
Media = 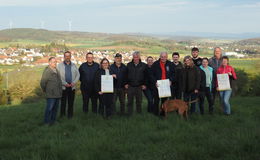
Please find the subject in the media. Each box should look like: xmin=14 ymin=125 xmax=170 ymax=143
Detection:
xmin=0 ymin=96 xmax=259 ymax=160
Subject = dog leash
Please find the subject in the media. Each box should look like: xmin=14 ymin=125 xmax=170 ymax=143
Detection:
xmin=188 ymin=99 xmax=198 ymax=104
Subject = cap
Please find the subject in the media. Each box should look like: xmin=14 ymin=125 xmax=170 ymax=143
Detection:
xmin=115 ymin=53 xmax=122 ymax=58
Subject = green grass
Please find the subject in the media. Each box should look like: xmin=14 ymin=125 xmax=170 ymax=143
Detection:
xmin=229 ymin=58 xmax=260 ymax=74
xmin=0 ymin=96 xmax=259 ymax=160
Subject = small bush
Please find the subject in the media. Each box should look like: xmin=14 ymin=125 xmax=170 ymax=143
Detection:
xmin=250 ymin=73 xmax=260 ymax=96
xmin=233 ymin=68 xmax=250 ymax=96
xmin=0 ymin=74 xmax=7 ymax=105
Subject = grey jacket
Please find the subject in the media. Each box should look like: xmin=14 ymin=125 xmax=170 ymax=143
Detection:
xmin=57 ymin=62 xmax=80 ymax=90
xmin=209 ymin=56 xmax=222 ymax=71
xmin=40 ymin=66 xmax=62 ymax=98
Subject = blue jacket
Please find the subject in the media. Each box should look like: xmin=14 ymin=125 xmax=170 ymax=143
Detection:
xmin=110 ymin=63 xmax=127 ymax=89
xmin=79 ymin=62 xmax=99 ymax=90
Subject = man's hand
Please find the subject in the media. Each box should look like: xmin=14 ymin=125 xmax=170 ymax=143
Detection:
xmin=65 ymin=84 xmax=71 ymax=87
xmin=98 ymin=91 xmax=103 ymax=95
xmin=70 ymin=83 xmax=75 ymax=87
xmin=194 ymin=89 xmax=199 ymax=93
xmin=141 ymin=85 xmax=146 ymax=90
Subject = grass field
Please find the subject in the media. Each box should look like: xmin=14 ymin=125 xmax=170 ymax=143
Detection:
xmin=0 ymin=96 xmax=259 ymax=160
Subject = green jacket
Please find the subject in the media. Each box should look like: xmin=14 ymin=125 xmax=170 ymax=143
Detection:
xmin=40 ymin=66 xmax=62 ymax=98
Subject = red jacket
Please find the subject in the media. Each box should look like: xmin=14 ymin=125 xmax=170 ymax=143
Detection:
xmin=216 ymin=65 xmax=237 ymax=88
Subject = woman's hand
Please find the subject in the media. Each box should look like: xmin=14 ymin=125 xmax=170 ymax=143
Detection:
xmin=112 ymin=74 xmax=117 ymax=78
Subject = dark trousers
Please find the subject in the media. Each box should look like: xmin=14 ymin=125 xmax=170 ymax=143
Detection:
xmin=143 ymin=88 xmax=154 ymax=113
xmin=81 ymin=89 xmax=98 ymax=113
xmin=44 ymin=98 xmax=59 ymax=124
xmin=99 ymin=93 xmax=114 ymax=117
xmin=127 ymin=86 xmax=143 ymax=115
xmin=212 ymin=87 xmax=218 ymax=105
xmin=60 ymin=87 xmax=75 ymax=118
xmin=171 ymin=87 xmax=182 ymax=99
xmin=112 ymin=88 xmax=126 ymax=114
xmin=184 ymin=92 xmax=198 ymax=114
xmin=199 ymin=87 xmax=213 ymax=114
xmin=153 ymin=89 xmax=168 ymax=115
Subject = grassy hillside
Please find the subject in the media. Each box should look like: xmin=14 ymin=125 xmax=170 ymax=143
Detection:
xmin=0 ymin=96 xmax=259 ymax=160
xmin=0 ymin=28 xmax=156 ymax=44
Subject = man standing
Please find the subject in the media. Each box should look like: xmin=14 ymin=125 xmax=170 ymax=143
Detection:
xmin=209 ymin=47 xmax=222 ymax=71
xmin=150 ymin=52 xmax=174 ymax=115
xmin=144 ymin=56 xmax=154 ymax=113
xmin=209 ymin=47 xmax=223 ymax=105
xmin=79 ymin=52 xmax=99 ymax=113
xmin=172 ymin=52 xmax=183 ymax=99
xmin=57 ymin=51 xmax=80 ymax=118
xmin=40 ymin=57 xmax=62 ymax=125
xmin=110 ymin=53 xmax=127 ymax=115
xmin=191 ymin=47 xmax=203 ymax=67
xmin=125 ymin=51 xmax=148 ymax=115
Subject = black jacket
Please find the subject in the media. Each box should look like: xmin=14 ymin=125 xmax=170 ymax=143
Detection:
xmin=192 ymin=57 xmax=203 ymax=67
xmin=110 ymin=63 xmax=127 ymax=89
xmin=94 ymin=68 xmax=115 ymax=93
xmin=173 ymin=61 xmax=183 ymax=90
xmin=182 ymin=65 xmax=201 ymax=93
xmin=150 ymin=60 xmax=175 ymax=88
xmin=126 ymin=60 xmax=148 ymax=87
xmin=199 ymin=69 xmax=206 ymax=92
xmin=79 ymin=62 xmax=99 ymax=90
xmin=146 ymin=66 xmax=154 ymax=89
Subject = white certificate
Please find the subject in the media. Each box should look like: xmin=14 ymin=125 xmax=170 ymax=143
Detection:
xmin=217 ymin=74 xmax=231 ymax=91
xmin=101 ymin=75 xmax=114 ymax=93
xmin=157 ymin=79 xmax=171 ymax=98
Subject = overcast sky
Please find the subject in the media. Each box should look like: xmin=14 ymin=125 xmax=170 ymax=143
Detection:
xmin=0 ymin=0 xmax=260 ymax=33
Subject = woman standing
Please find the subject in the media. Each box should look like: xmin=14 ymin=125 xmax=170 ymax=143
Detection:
xmin=216 ymin=56 xmax=237 ymax=115
xmin=95 ymin=58 xmax=116 ymax=118
xmin=182 ymin=56 xmax=201 ymax=114
xmin=40 ymin=57 xmax=62 ymax=125
xmin=199 ymin=58 xmax=215 ymax=114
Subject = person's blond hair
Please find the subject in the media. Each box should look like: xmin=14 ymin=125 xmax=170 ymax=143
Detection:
xmin=183 ymin=55 xmax=194 ymax=68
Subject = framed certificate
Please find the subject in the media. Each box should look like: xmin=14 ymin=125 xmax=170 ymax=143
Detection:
xmin=157 ymin=79 xmax=171 ymax=98
xmin=217 ymin=74 xmax=231 ymax=91
xmin=101 ymin=75 xmax=114 ymax=93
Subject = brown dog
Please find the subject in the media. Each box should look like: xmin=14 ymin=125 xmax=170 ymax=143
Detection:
xmin=161 ymin=99 xmax=189 ymax=119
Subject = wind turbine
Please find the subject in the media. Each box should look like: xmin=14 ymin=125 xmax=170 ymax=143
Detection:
xmin=68 ymin=20 xmax=72 ymax=32
xmin=9 ymin=20 xmax=13 ymax=30
xmin=40 ymin=20 xmax=45 ymax=29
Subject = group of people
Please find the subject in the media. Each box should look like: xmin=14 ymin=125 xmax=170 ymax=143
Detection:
xmin=40 ymin=47 xmax=237 ymax=125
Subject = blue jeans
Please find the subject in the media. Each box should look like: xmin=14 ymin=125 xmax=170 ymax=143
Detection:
xmin=44 ymin=98 xmax=60 ymax=124
xmin=219 ymin=90 xmax=232 ymax=115
xmin=184 ymin=92 xmax=198 ymax=114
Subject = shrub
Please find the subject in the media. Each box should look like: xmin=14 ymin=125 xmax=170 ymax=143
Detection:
xmin=233 ymin=68 xmax=250 ymax=96
xmin=250 ymin=73 xmax=260 ymax=96
xmin=0 ymin=74 xmax=7 ymax=105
